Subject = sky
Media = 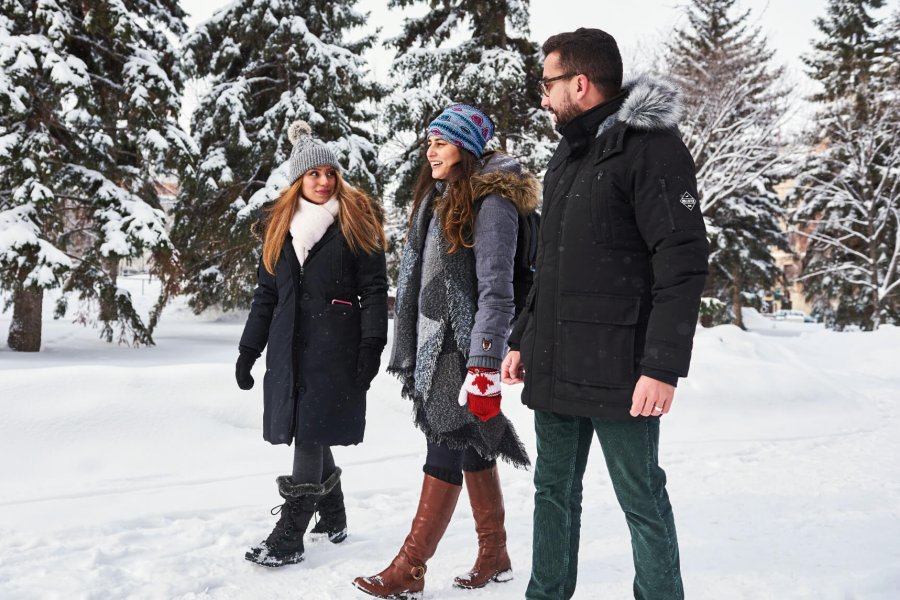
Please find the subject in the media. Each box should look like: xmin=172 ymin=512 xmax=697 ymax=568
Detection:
xmin=178 ymin=0 xmax=899 ymax=85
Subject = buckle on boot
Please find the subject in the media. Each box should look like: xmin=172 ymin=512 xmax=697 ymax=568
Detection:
xmin=410 ymin=565 xmax=426 ymax=581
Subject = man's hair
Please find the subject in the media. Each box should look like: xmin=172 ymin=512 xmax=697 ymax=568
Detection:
xmin=542 ymin=28 xmax=623 ymax=98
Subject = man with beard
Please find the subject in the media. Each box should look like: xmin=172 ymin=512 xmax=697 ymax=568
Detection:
xmin=501 ymin=29 xmax=709 ymax=600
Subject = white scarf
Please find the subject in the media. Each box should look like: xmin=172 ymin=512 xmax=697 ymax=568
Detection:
xmin=289 ymin=196 xmax=339 ymax=265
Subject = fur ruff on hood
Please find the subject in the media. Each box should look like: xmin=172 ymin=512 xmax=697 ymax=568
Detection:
xmin=615 ymin=74 xmax=683 ymax=132
xmin=470 ymin=153 xmax=541 ymax=214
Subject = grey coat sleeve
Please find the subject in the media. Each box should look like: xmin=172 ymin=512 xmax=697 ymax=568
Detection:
xmin=467 ymin=194 xmax=518 ymax=369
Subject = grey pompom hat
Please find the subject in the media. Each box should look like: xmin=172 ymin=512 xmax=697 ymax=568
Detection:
xmin=287 ymin=120 xmax=340 ymax=184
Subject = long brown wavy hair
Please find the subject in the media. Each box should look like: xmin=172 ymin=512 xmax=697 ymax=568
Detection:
xmin=410 ymin=149 xmax=492 ymax=254
xmin=262 ymin=171 xmax=386 ymax=274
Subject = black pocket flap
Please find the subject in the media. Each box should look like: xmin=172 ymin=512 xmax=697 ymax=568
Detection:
xmin=558 ymin=293 xmax=640 ymax=325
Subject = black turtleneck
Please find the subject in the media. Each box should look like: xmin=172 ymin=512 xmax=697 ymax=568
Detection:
xmin=559 ymin=91 xmax=627 ymax=157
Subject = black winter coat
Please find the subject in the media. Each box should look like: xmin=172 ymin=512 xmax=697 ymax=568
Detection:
xmin=240 ymin=224 xmax=388 ymax=445
xmin=509 ymin=75 xmax=709 ymax=420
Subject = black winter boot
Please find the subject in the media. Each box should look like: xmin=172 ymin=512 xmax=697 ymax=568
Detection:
xmin=244 ymin=473 xmax=338 ymax=567
xmin=309 ymin=467 xmax=348 ymax=543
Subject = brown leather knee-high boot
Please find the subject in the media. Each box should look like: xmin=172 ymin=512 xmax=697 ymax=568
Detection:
xmin=453 ymin=466 xmax=513 ymax=589
xmin=353 ymin=474 xmax=462 ymax=599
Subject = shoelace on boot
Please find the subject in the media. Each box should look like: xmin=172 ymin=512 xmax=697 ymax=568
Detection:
xmin=265 ymin=503 xmax=296 ymax=543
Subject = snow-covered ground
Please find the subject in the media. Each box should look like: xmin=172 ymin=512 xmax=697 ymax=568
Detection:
xmin=1 ymin=276 xmax=898 ymax=599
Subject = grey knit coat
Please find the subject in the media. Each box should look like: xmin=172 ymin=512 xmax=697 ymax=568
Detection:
xmin=388 ymin=153 xmax=541 ymax=467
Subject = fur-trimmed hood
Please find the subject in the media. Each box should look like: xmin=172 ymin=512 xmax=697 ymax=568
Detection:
xmin=615 ymin=74 xmax=683 ymax=132
xmin=470 ymin=153 xmax=541 ymax=215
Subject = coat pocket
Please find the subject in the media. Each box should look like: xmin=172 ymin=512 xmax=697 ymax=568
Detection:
xmin=557 ymin=292 xmax=640 ymax=387
xmin=327 ymin=298 xmax=358 ymax=317
xmin=590 ymin=170 xmax=613 ymax=244
xmin=658 ymin=178 xmax=676 ymax=233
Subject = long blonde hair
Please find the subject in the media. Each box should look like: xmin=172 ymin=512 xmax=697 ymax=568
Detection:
xmin=262 ymin=172 xmax=386 ymax=274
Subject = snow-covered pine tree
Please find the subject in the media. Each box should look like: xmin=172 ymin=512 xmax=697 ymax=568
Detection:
xmin=879 ymin=10 xmax=900 ymax=322
xmin=64 ymin=0 xmax=191 ymax=342
xmin=0 ymin=1 xmax=189 ymax=351
xmin=382 ymin=0 xmax=555 ymax=213
xmin=793 ymin=0 xmax=899 ymax=330
xmin=665 ymin=0 xmax=793 ymax=328
xmin=0 ymin=2 xmax=76 ymax=351
xmin=173 ymin=0 xmax=384 ymax=313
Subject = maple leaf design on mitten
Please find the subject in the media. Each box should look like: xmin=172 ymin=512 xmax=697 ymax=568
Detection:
xmin=472 ymin=372 xmax=493 ymax=394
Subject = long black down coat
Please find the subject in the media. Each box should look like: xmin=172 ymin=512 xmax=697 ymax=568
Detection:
xmin=509 ymin=75 xmax=709 ymax=420
xmin=240 ymin=224 xmax=388 ymax=445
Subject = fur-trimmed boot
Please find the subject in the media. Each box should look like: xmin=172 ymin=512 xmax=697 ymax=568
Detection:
xmin=245 ymin=470 xmax=340 ymax=567
xmin=453 ymin=466 xmax=513 ymax=589
xmin=352 ymin=474 xmax=462 ymax=599
xmin=309 ymin=467 xmax=348 ymax=543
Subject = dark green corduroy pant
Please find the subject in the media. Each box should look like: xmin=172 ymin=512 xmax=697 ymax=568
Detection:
xmin=526 ymin=410 xmax=684 ymax=600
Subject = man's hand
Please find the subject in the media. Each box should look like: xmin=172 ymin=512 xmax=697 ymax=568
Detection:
xmin=629 ymin=375 xmax=675 ymax=417
xmin=501 ymin=350 xmax=525 ymax=384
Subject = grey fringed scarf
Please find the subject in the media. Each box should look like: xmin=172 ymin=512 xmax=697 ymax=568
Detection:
xmin=388 ymin=188 xmax=529 ymax=468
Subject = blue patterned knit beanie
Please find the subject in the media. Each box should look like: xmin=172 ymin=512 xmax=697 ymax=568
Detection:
xmin=426 ymin=104 xmax=495 ymax=158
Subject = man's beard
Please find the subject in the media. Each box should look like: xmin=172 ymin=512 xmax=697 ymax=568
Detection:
xmin=552 ymin=94 xmax=581 ymax=130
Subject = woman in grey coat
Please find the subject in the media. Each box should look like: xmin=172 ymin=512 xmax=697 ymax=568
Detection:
xmin=353 ymin=104 xmax=539 ymax=599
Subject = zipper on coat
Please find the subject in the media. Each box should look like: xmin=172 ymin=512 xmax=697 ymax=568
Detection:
xmin=523 ymin=202 xmax=546 ymax=405
xmin=290 ymin=263 xmax=304 ymax=440
xmin=548 ymin=179 xmax=576 ymax=410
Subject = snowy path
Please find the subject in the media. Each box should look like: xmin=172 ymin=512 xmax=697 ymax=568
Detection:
xmin=1 ymin=288 xmax=899 ymax=599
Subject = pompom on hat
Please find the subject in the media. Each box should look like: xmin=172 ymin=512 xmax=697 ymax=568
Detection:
xmin=286 ymin=119 xmax=340 ymax=184
xmin=426 ymin=104 xmax=495 ymax=158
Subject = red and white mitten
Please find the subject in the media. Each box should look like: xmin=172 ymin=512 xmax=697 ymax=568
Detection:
xmin=457 ymin=367 xmax=502 ymax=422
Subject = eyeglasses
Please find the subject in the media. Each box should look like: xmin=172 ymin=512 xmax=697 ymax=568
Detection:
xmin=539 ymin=73 xmax=578 ymax=96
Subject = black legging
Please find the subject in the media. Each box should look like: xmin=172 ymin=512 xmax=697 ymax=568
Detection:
xmin=292 ymin=441 xmax=336 ymax=484
xmin=424 ymin=440 xmax=495 ymax=486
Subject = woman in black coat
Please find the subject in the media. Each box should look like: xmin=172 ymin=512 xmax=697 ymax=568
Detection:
xmin=236 ymin=121 xmax=388 ymax=567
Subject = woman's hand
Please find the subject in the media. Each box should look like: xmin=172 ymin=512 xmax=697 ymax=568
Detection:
xmin=457 ymin=367 xmax=502 ymax=421
xmin=355 ymin=338 xmax=384 ymax=390
xmin=235 ymin=352 xmax=256 ymax=390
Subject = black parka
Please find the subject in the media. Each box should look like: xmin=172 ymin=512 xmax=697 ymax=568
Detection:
xmin=240 ymin=224 xmax=388 ymax=445
xmin=509 ymin=75 xmax=709 ymax=420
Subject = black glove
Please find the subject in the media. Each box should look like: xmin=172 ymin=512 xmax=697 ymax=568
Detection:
xmin=355 ymin=338 xmax=384 ymax=390
xmin=235 ymin=346 xmax=260 ymax=390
